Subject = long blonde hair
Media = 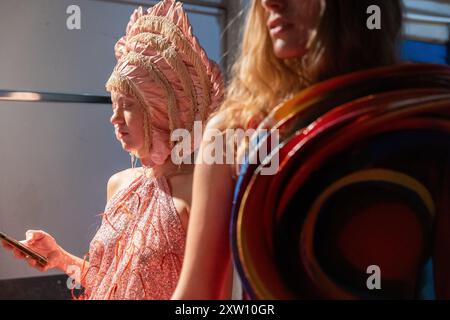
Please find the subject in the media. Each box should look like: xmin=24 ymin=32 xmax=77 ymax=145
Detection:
xmin=219 ymin=0 xmax=403 ymax=129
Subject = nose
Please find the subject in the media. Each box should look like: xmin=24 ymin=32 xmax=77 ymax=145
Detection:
xmin=110 ymin=106 xmax=124 ymax=125
xmin=261 ymin=0 xmax=285 ymax=12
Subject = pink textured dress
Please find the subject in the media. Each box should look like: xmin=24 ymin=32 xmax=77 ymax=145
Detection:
xmin=84 ymin=170 xmax=186 ymax=299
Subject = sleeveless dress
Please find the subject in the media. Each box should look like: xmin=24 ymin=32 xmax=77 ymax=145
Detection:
xmin=84 ymin=170 xmax=186 ymax=299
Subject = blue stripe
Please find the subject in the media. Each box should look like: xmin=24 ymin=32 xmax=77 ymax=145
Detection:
xmin=401 ymin=40 xmax=449 ymax=65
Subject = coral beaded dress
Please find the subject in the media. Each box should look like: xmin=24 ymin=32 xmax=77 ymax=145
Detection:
xmin=84 ymin=170 xmax=185 ymax=299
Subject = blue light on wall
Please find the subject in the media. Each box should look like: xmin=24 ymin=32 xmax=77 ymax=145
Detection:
xmin=401 ymin=39 xmax=449 ymax=65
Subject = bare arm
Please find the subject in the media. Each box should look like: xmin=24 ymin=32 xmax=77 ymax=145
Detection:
xmin=60 ymin=171 xmax=130 ymax=286
xmin=1 ymin=174 xmax=122 ymax=287
xmin=50 ymin=173 xmax=123 ymax=286
xmin=172 ymin=120 xmax=236 ymax=299
xmin=1 ymin=230 xmax=90 ymax=287
xmin=56 ymin=246 xmax=90 ymax=287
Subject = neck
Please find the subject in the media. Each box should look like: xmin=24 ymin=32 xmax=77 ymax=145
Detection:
xmin=139 ymin=155 xmax=192 ymax=178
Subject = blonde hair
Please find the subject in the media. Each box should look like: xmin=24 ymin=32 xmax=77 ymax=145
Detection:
xmin=219 ymin=0 xmax=403 ymax=130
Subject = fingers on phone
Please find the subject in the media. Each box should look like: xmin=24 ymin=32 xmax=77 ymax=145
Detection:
xmin=21 ymin=236 xmax=35 ymax=247
xmin=20 ymin=240 xmax=31 ymax=247
xmin=1 ymin=240 xmax=13 ymax=250
xmin=27 ymin=259 xmax=37 ymax=268
xmin=12 ymin=248 xmax=26 ymax=259
xmin=26 ymin=257 xmax=47 ymax=272
xmin=26 ymin=230 xmax=45 ymax=243
xmin=36 ymin=264 xmax=47 ymax=272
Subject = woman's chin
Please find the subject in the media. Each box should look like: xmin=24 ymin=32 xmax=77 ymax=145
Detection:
xmin=119 ymin=141 xmax=136 ymax=153
xmin=272 ymin=40 xmax=307 ymax=60
xmin=121 ymin=143 xmax=146 ymax=159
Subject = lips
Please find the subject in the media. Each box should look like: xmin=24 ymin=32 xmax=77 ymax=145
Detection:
xmin=115 ymin=128 xmax=129 ymax=139
xmin=268 ymin=16 xmax=293 ymax=36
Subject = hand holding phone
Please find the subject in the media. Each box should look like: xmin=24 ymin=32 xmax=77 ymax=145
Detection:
xmin=0 ymin=231 xmax=48 ymax=267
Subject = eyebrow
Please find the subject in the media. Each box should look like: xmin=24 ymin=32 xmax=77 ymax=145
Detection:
xmin=112 ymin=95 xmax=133 ymax=104
xmin=120 ymin=96 xmax=136 ymax=103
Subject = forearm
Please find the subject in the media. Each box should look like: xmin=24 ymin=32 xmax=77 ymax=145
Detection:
xmin=57 ymin=247 xmax=90 ymax=287
xmin=174 ymin=262 xmax=233 ymax=300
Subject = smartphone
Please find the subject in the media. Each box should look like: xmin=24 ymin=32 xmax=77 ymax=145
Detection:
xmin=0 ymin=231 xmax=48 ymax=267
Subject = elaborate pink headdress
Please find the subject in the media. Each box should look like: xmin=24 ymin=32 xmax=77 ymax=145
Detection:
xmin=106 ymin=0 xmax=224 ymax=166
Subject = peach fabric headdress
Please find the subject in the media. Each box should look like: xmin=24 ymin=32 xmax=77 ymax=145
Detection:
xmin=106 ymin=0 xmax=224 ymax=166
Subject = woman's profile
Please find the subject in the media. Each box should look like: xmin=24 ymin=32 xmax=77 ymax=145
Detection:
xmin=1 ymin=0 xmax=223 ymax=300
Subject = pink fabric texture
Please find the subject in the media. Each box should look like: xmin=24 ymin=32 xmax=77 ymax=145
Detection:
xmin=106 ymin=0 xmax=224 ymax=166
xmin=85 ymin=172 xmax=186 ymax=299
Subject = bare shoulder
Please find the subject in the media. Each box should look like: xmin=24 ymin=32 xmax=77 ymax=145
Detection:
xmin=203 ymin=112 xmax=240 ymax=178
xmin=107 ymin=168 xmax=141 ymax=202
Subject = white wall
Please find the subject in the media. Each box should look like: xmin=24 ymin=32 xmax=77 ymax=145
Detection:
xmin=0 ymin=0 xmax=222 ymax=280
xmin=0 ymin=101 xmax=126 ymax=279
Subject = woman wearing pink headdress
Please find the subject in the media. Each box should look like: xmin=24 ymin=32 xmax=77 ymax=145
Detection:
xmin=1 ymin=0 xmax=223 ymax=300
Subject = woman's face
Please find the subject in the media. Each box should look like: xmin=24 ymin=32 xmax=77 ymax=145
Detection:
xmin=110 ymin=90 xmax=146 ymax=154
xmin=261 ymin=0 xmax=323 ymax=59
